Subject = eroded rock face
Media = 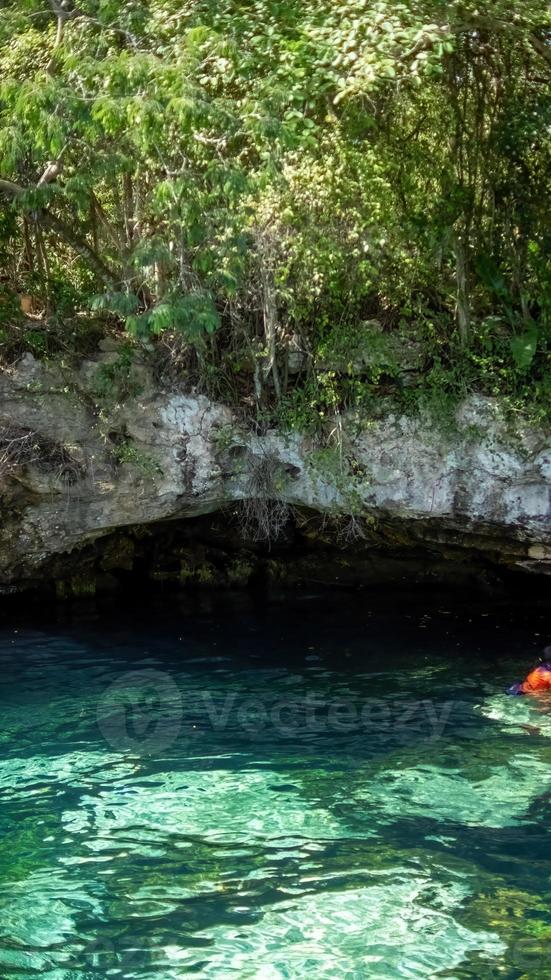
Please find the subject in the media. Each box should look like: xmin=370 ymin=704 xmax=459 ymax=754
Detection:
xmin=0 ymin=352 xmax=550 ymax=591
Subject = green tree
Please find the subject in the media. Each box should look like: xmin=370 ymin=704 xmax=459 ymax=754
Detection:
xmin=0 ymin=1 xmax=549 ymax=413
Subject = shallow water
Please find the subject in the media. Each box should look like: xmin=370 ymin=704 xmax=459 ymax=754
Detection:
xmin=0 ymin=593 xmax=550 ymax=978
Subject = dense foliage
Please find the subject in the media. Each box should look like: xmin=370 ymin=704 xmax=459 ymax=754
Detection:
xmin=1 ymin=1 xmax=550 ymax=423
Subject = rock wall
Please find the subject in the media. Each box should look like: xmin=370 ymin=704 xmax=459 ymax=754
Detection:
xmin=1 ymin=350 xmax=550 ymax=593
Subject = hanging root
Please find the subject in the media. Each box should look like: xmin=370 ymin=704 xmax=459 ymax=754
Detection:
xmin=234 ymin=451 xmax=292 ymax=544
xmin=334 ymin=513 xmax=367 ymax=545
xmin=0 ymin=423 xmax=82 ymax=484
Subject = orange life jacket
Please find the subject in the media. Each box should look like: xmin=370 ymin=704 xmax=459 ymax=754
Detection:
xmin=518 ymin=664 xmax=551 ymax=694
xmin=507 ymin=664 xmax=551 ymax=694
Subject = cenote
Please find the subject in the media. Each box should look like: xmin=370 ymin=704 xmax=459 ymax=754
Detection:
xmin=0 ymin=591 xmax=550 ymax=979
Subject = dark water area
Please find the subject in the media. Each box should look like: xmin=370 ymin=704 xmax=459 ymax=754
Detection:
xmin=0 ymin=590 xmax=550 ymax=978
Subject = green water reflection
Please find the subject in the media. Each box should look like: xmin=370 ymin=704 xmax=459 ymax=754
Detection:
xmin=0 ymin=596 xmax=549 ymax=978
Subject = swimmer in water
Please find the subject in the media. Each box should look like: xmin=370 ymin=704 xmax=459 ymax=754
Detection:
xmin=507 ymin=648 xmax=551 ymax=695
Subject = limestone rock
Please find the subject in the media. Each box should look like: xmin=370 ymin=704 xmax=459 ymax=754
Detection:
xmin=0 ymin=355 xmax=550 ymax=590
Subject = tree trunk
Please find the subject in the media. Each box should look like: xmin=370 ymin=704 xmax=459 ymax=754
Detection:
xmin=454 ymin=230 xmax=471 ymax=344
xmin=261 ymin=267 xmax=281 ymax=400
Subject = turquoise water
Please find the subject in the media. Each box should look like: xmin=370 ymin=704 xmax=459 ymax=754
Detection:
xmin=0 ymin=593 xmax=550 ymax=978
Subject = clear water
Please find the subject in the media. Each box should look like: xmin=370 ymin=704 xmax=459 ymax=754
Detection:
xmin=0 ymin=593 xmax=550 ymax=979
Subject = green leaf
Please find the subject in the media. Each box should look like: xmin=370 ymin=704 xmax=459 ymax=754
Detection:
xmin=510 ymin=325 xmax=538 ymax=372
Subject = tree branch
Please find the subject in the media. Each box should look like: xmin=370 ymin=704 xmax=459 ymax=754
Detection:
xmin=401 ymin=19 xmax=551 ymax=70
xmin=529 ymin=33 xmax=551 ymax=68
xmin=40 ymin=212 xmax=120 ymax=283
xmin=46 ymin=0 xmax=80 ymax=70
xmin=45 ymin=0 xmax=139 ymax=56
xmin=0 ymin=176 xmax=120 ymax=284
xmin=0 ymin=178 xmax=25 ymax=198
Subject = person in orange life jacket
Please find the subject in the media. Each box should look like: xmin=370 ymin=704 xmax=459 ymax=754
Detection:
xmin=507 ymin=648 xmax=551 ymax=695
